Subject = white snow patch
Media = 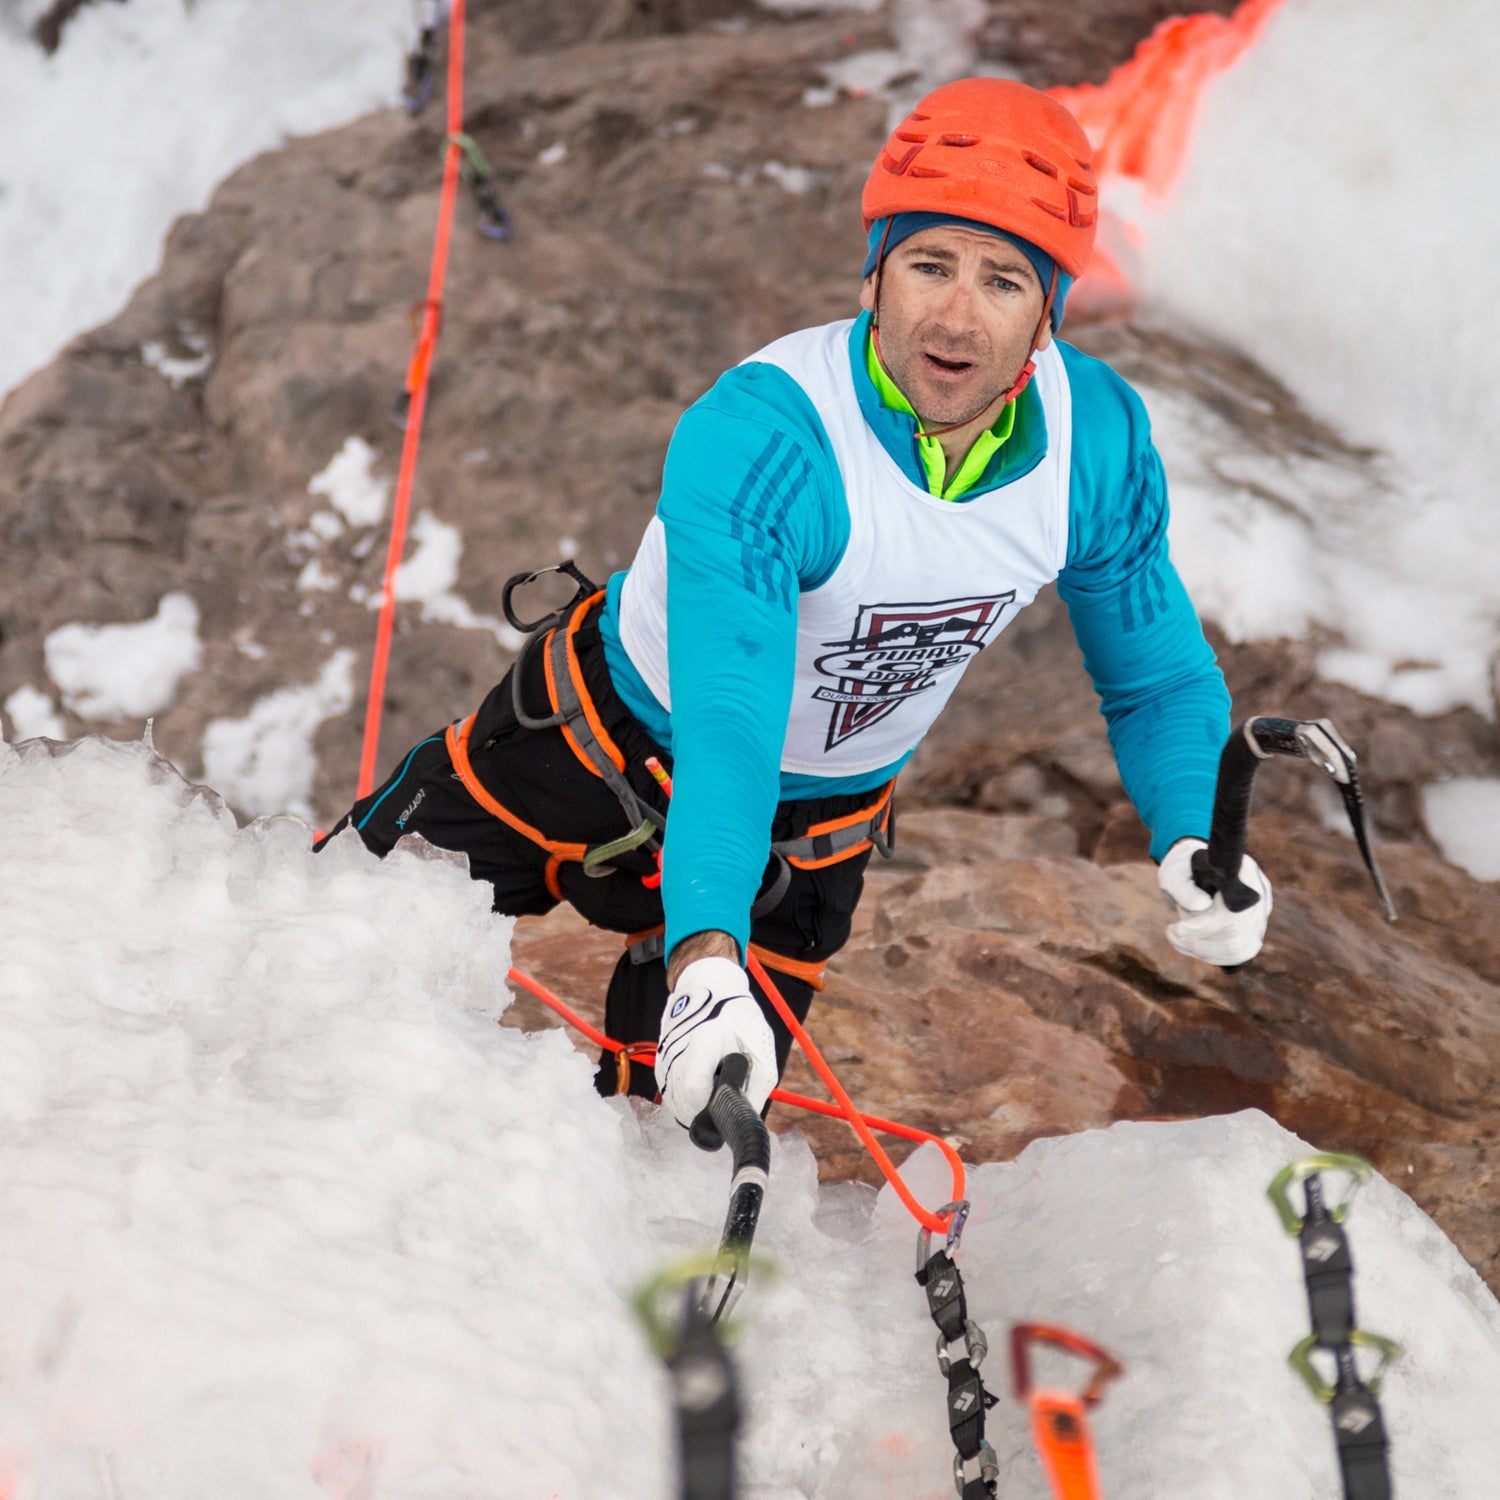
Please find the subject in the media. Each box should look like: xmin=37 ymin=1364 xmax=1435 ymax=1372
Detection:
xmin=307 ymin=436 xmax=389 ymax=529
xmin=366 ymin=511 xmax=525 ymax=650
xmin=0 ymin=743 xmax=1496 ymax=1500
xmin=140 ymin=329 xmax=213 ymax=388
xmin=761 ymin=160 xmax=819 ymax=195
xmin=297 ymin=558 xmax=341 ymax=593
xmin=807 ymin=0 xmax=986 ymax=121
xmin=309 ymin=509 xmax=346 ymax=542
xmin=2 ymin=683 xmax=66 ymax=740
xmin=200 ymin=649 xmax=355 ymax=819
xmin=0 ymin=0 xmax=411 ymax=403
xmin=1422 ymin=778 xmax=1500 ymax=881
xmin=232 ymin=628 xmax=268 ymax=661
xmin=43 ymin=591 xmax=202 ymax=720
xmin=538 ymin=142 xmax=568 ymax=166
xmin=753 ymin=0 xmax=880 ymax=13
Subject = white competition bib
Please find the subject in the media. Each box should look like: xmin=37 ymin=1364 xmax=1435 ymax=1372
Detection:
xmin=618 ymin=319 xmax=1072 ymax=775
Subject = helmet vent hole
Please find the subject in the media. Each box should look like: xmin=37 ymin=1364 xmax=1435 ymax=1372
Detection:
xmin=1023 ymin=152 xmax=1059 ymax=178
xmin=908 ymin=111 xmax=932 ymax=122
xmin=1066 ymin=175 xmax=1096 ymax=196
xmin=894 ymin=130 xmax=928 ymax=144
xmin=937 ymin=133 xmax=979 ymax=147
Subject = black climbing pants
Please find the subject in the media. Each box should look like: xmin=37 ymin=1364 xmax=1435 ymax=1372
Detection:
xmin=319 ymin=601 xmax=876 ymax=1100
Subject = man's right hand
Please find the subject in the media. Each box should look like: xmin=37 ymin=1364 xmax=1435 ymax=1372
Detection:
xmin=655 ymin=956 xmax=777 ymax=1139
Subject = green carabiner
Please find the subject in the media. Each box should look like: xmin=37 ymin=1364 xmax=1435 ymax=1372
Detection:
xmin=632 ymin=1252 xmax=776 ymax=1358
xmin=1288 ymin=1329 xmax=1401 ymax=1402
xmin=1267 ymin=1152 xmax=1374 ymax=1235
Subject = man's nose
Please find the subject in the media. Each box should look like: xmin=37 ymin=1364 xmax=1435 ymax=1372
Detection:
xmin=930 ymin=277 xmax=980 ymax=329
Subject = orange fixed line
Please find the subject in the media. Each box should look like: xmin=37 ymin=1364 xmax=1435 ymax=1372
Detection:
xmin=357 ymin=0 xmax=471 ymax=797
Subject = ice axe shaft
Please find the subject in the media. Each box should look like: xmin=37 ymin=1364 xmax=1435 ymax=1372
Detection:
xmin=1193 ymin=717 xmax=1397 ymax=924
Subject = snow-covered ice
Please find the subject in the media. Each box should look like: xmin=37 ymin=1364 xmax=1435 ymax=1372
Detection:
xmin=1120 ymin=0 xmax=1500 ymax=726
xmin=0 ymin=735 xmax=1497 ymax=1498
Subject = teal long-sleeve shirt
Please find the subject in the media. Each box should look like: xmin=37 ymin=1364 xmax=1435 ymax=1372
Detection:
xmin=599 ymin=313 xmax=1230 ymax=958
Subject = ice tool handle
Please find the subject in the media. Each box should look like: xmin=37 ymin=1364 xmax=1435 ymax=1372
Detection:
xmin=1193 ymin=716 xmax=1398 ymax=923
xmin=691 ymin=1054 xmax=771 ymax=1325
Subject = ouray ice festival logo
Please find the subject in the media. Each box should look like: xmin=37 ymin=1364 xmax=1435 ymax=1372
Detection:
xmin=813 ymin=593 xmax=1015 ymax=749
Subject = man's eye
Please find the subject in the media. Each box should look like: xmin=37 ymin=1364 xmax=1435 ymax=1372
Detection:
xmin=991 ymin=277 xmax=1021 ymax=293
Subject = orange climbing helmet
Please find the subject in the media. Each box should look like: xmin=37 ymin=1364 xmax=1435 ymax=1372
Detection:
xmin=861 ymin=78 xmax=1099 ymax=279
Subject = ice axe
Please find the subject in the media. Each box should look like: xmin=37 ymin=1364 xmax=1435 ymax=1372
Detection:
xmin=690 ymin=1053 xmax=771 ymax=1325
xmin=1192 ymin=717 xmax=1398 ymax=969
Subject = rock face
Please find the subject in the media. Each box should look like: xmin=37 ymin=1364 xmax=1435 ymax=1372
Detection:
xmin=3 ymin=0 xmax=1499 ymax=1288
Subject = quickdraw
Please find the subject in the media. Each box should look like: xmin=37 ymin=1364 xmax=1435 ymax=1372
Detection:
xmin=447 ymin=131 xmax=513 ymax=241
xmin=1010 ymin=1323 xmax=1122 ymax=1500
xmin=915 ymin=1203 xmax=1002 ymax=1498
xmin=1269 ymin=1153 xmax=1399 ymax=1500
xmin=401 ymin=0 xmax=444 ymax=114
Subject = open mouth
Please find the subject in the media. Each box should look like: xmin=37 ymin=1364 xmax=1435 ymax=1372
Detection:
xmin=924 ymin=353 xmax=974 ymax=373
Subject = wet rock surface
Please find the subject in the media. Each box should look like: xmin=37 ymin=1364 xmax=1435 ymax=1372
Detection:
xmin=3 ymin=0 xmax=1498 ymax=1288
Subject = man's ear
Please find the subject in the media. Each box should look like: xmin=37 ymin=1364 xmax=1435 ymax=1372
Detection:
xmin=1034 ymin=320 xmax=1053 ymax=351
xmin=858 ymin=274 xmax=877 ymax=315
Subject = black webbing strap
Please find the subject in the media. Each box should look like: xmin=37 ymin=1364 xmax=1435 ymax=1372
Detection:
xmin=916 ymin=1208 xmax=998 ymax=1499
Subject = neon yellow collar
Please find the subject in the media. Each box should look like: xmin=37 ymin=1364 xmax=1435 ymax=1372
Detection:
xmin=864 ymin=329 xmax=1017 ymax=499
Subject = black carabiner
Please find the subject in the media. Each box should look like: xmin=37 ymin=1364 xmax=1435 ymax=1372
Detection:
xmin=500 ymin=560 xmax=599 ymax=634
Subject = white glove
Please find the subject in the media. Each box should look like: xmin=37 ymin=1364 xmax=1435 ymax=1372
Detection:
xmin=1158 ymin=838 xmax=1273 ymax=968
xmin=655 ymin=956 xmax=777 ymax=1133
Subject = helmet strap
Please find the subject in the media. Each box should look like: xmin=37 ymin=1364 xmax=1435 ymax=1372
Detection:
xmin=867 ymin=215 xmax=897 ymax=331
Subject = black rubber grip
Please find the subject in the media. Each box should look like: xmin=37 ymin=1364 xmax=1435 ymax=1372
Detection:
xmin=1194 ymin=722 xmax=1265 ymax=915
xmin=691 ymin=1054 xmax=771 ymax=1173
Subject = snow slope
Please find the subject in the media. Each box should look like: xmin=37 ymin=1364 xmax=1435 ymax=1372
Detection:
xmin=0 ymin=735 xmax=1496 ymax=1498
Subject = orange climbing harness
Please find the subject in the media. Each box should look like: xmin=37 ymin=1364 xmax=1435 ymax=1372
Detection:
xmin=449 ymin=583 xmax=896 ymax=929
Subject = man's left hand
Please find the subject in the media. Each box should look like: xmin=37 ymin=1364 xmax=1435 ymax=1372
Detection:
xmin=1158 ymin=837 xmax=1273 ymax=967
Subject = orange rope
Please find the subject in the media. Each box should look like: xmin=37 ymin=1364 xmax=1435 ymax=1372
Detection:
xmin=507 ymin=961 xmax=966 ymax=1236
xmin=746 ymin=952 xmax=963 ymax=1235
xmin=356 ymin=0 xmax=470 ymax=798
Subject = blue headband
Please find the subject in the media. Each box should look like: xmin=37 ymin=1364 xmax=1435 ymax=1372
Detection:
xmin=863 ymin=212 xmax=1073 ymax=331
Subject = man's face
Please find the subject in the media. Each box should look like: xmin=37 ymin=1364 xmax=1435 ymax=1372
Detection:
xmin=859 ymin=225 xmax=1051 ymax=431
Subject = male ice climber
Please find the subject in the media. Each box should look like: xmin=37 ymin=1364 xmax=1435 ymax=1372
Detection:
xmin=321 ymin=78 xmax=1272 ymax=1140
